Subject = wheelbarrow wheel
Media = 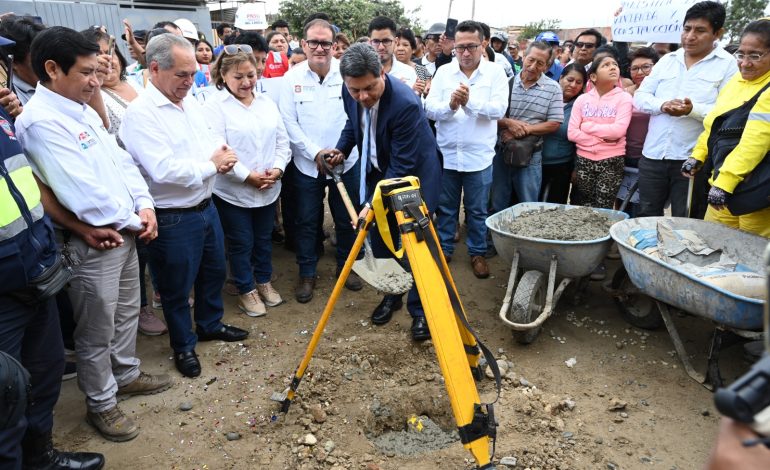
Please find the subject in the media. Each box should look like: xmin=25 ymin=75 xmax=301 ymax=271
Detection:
xmin=611 ymin=266 xmax=662 ymax=330
xmin=510 ymin=270 xmax=546 ymax=345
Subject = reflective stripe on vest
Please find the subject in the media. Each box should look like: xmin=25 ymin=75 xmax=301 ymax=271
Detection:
xmin=0 ymin=153 xmax=43 ymax=241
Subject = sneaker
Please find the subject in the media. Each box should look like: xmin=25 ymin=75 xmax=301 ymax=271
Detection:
xmin=117 ymin=371 xmax=172 ymax=398
xmin=62 ymin=361 xmax=77 ymax=381
xmin=590 ymin=263 xmax=607 ymax=281
xmin=86 ymin=406 xmax=139 ymax=442
xmin=152 ymin=293 xmax=194 ymax=309
xmin=239 ymin=290 xmax=267 ymax=317
xmin=138 ymin=306 xmax=167 ymax=336
xmin=256 ymin=282 xmax=283 ymax=307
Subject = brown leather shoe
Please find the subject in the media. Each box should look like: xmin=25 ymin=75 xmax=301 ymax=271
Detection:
xmin=471 ymin=255 xmax=489 ymax=279
xmin=295 ymin=277 xmax=315 ymax=303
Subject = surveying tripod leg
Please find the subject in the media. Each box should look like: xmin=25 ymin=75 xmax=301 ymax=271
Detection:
xmin=426 ymin=222 xmax=483 ymax=379
xmin=396 ymin=209 xmax=492 ymax=468
xmin=278 ymin=210 xmax=373 ymax=413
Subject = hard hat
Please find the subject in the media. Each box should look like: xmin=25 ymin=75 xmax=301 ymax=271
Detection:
xmin=234 ymin=2 xmax=269 ymax=31
xmin=535 ymin=31 xmax=560 ymax=45
xmin=174 ymin=18 xmax=199 ymax=41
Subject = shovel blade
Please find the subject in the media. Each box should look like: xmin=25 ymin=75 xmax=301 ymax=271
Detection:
xmin=352 ymin=255 xmax=413 ymax=295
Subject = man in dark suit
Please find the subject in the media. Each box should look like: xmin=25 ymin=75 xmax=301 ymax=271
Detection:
xmin=324 ymin=42 xmax=441 ymax=341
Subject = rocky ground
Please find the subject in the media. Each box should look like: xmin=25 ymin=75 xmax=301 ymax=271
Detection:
xmin=52 ymin=225 xmax=752 ymax=469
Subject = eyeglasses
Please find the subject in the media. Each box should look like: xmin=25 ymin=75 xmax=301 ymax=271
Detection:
xmin=223 ymin=44 xmax=253 ymax=55
xmin=574 ymin=41 xmax=596 ymax=49
xmin=630 ymin=63 xmax=654 ymax=74
xmin=454 ymin=44 xmax=481 ymax=54
xmin=733 ymin=50 xmax=769 ymax=62
xmin=306 ymin=40 xmax=334 ymax=50
xmin=370 ymin=39 xmax=393 ymax=47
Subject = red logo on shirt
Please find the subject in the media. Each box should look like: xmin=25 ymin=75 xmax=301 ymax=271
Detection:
xmin=0 ymin=118 xmax=15 ymax=140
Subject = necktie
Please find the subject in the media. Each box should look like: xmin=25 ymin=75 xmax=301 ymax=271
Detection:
xmin=360 ymin=107 xmax=371 ymax=202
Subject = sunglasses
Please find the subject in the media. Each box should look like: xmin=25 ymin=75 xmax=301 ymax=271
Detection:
xmin=223 ymin=44 xmax=253 ymax=55
xmin=575 ymin=41 xmax=596 ymax=49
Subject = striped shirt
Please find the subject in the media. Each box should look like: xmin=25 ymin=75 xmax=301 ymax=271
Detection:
xmin=507 ymin=72 xmax=564 ymax=125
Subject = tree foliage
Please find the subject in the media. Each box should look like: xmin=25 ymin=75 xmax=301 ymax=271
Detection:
xmin=517 ymin=19 xmax=562 ymax=40
xmin=725 ymin=0 xmax=769 ymax=42
xmin=277 ymin=0 xmax=421 ymax=40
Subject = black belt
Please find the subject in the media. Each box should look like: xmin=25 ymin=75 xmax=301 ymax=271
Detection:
xmin=155 ymin=198 xmax=211 ymax=213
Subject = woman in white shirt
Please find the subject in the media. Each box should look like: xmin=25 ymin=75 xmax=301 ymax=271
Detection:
xmin=205 ymin=47 xmax=291 ymax=317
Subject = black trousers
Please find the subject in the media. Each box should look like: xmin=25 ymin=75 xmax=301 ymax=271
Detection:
xmin=637 ymin=157 xmax=707 ymax=219
xmin=540 ymin=161 xmax=574 ymax=204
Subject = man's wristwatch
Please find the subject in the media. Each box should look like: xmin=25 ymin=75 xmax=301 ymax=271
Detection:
xmin=273 ymin=168 xmax=284 ymax=180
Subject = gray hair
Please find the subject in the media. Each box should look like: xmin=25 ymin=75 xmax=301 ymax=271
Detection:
xmin=339 ymin=42 xmax=381 ymax=78
xmin=146 ymin=33 xmax=193 ymax=70
xmin=525 ymin=40 xmax=553 ymax=61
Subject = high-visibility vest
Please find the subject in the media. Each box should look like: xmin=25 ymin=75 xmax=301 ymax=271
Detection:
xmin=0 ymin=108 xmax=58 ymax=295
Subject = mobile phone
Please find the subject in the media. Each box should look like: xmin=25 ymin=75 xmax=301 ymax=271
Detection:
xmin=107 ymin=35 xmax=115 ymax=58
xmin=445 ymin=18 xmax=458 ymax=40
xmin=5 ymin=54 xmax=13 ymax=90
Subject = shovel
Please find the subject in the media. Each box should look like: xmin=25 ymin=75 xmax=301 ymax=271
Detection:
xmin=321 ymin=158 xmax=413 ymax=295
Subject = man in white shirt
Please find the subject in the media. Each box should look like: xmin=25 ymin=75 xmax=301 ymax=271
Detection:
xmin=120 ymin=33 xmax=249 ymax=379
xmin=279 ymin=19 xmax=363 ymax=303
xmin=16 ymin=26 xmax=171 ymax=443
xmin=425 ymin=20 xmax=508 ymax=279
xmin=634 ymin=1 xmax=738 ymax=218
xmin=368 ymin=16 xmax=417 ymax=89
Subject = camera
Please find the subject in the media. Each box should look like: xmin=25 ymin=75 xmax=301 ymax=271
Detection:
xmin=713 ymin=242 xmax=770 ymax=442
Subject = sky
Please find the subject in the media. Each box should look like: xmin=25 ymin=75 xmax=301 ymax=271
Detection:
xmin=221 ymin=0 xmax=770 ymax=31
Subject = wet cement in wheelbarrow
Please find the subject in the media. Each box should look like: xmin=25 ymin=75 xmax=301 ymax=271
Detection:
xmin=502 ymin=206 xmax=614 ymax=241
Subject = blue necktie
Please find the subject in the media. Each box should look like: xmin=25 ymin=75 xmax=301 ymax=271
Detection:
xmin=360 ymin=107 xmax=371 ymax=203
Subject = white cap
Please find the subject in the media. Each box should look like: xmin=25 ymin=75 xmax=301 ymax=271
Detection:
xmin=234 ymin=2 xmax=268 ymax=31
xmin=175 ymin=18 xmax=198 ymax=40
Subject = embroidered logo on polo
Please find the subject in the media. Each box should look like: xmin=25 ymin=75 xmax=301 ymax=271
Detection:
xmin=78 ymin=131 xmax=98 ymax=150
xmin=0 ymin=118 xmax=16 ymax=141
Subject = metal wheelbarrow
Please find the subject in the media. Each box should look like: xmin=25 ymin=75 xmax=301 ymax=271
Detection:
xmin=609 ymin=217 xmax=767 ymax=389
xmin=486 ymin=203 xmax=629 ymax=344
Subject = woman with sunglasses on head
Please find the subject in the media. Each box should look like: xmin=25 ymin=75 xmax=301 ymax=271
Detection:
xmin=682 ymin=19 xmax=770 ymax=237
xmin=204 ymin=49 xmax=291 ymax=317
xmin=540 ymin=63 xmax=587 ymax=204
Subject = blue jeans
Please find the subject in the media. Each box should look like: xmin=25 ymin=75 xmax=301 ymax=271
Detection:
xmin=294 ymin=166 xmax=360 ymax=278
xmin=149 ymin=202 xmax=227 ymax=353
xmin=214 ymin=196 xmax=275 ymax=293
xmin=437 ymin=165 xmax=493 ymax=257
xmin=0 ymin=297 xmax=63 ymax=469
xmin=491 ymin=149 xmax=543 ymax=213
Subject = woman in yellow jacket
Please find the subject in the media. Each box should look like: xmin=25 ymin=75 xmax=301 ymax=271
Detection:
xmin=682 ymin=19 xmax=770 ymax=237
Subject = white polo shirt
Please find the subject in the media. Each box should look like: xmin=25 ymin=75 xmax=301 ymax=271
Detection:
xmin=120 ymin=82 xmax=223 ymax=209
xmin=16 ymin=84 xmax=152 ymax=231
xmin=425 ymin=59 xmax=509 ymax=172
xmin=205 ymin=88 xmax=291 ymax=207
xmin=279 ymin=58 xmax=359 ymax=179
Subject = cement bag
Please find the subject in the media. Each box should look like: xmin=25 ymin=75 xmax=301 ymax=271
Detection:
xmin=697 ymin=271 xmax=767 ymax=300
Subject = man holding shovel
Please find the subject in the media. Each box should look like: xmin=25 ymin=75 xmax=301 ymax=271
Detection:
xmin=323 ymin=43 xmax=442 ymax=341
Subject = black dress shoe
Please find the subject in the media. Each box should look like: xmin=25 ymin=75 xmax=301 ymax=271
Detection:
xmin=196 ymin=324 xmax=249 ymax=342
xmin=175 ymin=351 xmax=201 ymax=378
xmin=411 ymin=317 xmax=430 ymax=341
xmin=371 ymin=295 xmax=403 ymax=325
xmin=23 ymin=431 xmax=105 ymax=470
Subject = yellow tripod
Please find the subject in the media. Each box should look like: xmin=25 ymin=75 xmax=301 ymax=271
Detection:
xmin=276 ymin=177 xmax=501 ymax=469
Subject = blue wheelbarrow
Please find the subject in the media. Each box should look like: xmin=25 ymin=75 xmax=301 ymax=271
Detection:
xmin=486 ymin=203 xmax=628 ymax=345
xmin=609 ymin=217 xmax=767 ymax=389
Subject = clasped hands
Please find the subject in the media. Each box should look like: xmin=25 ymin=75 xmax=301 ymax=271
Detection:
xmin=661 ymin=97 xmax=693 ymax=117
xmin=449 ymin=83 xmax=469 ymax=111
xmin=500 ymin=119 xmax=530 ymax=141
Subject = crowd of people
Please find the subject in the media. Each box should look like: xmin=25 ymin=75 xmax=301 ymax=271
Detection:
xmin=1 ymin=1 xmax=769 ymax=468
